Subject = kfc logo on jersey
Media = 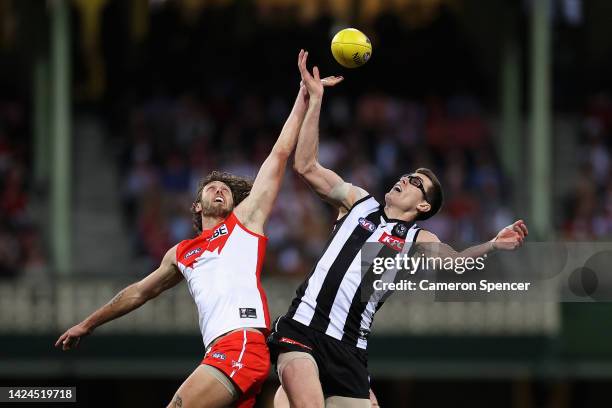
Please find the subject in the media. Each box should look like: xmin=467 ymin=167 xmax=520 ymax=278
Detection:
xmin=379 ymin=232 xmax=405 ymax=251
xmin=358 ymin=217 xmax=376 ymax=232
xmin=184 ymin=247 xmax=202 ymax=259
xmin=210 ymin=224 xmax=229 ymax=241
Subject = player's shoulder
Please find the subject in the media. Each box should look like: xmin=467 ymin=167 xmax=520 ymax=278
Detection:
xmin=176 ymin=235 xmax=198 ymax=248
xmin=414 ymin=229 xmax=439 ymax=243
xmin=347 ymin=185 xmax=370 ymax=208
xmin=334 ymin=189 xmax=379 ymax=223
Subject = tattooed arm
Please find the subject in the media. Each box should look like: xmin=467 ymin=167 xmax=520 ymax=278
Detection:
xmin=171 ymin=394 xmax=183 ymax=407
xmin=55 ymin=245 xmax=183 ymax=350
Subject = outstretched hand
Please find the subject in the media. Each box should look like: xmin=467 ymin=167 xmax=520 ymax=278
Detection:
xmin=297 ymin=49 xmax=343 ymax=100
xmin=493 ymin=219 xmax=529 ymax=250
xmin=54 ymin=323 xmax=91 ymax=351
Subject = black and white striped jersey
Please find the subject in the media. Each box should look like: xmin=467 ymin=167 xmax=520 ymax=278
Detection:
xmin=285 ymin=195 xmax=421 ymax=350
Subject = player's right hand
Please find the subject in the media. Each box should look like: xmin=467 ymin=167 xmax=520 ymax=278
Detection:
xmin=297 ymin=49 xmax=342 ymax=99
xmin=55 ymin=323 xmax=92 ymax=351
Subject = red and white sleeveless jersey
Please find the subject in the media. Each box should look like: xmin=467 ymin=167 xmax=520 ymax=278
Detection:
xmin=176 ymin=212 xmax=270 ymax=348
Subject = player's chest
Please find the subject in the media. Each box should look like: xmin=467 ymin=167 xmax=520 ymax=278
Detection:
xmin=352 ymin=217 xmax=409 ymax=252
xmin=180 ymin=224 xmax=233 ymax=268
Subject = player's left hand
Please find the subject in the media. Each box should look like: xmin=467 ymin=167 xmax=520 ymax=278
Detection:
xmin=492 ymin=219 xmax=529 ymax=250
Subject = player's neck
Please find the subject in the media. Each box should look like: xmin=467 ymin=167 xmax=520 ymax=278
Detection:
xmin=383 ymin=205 xmax=415 ymax=222
xmin=201 ymin=215 xmax=227 ymax=231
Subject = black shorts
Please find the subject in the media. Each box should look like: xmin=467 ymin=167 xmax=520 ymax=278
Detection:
xmin=267 ymin=316 xmax=370 ymax=399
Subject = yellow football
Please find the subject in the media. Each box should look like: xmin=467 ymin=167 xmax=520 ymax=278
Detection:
xmin=331 ymin=28 xmax=372 ymax=68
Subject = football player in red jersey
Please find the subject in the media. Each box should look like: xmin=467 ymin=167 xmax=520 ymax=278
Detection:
xmin=54 ymin=51 xmax=343 ymax=408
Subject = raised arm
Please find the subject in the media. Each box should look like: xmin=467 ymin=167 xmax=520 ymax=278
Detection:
xmin=293 ymin=51 xmax=367 ymax=216
xmin=55 ymin=245 xmax=183 ymax=350
xmin=236 ymin=50 xmax=343 ymax=233
xmin=416 ymin=220 xmax=529 ymax=260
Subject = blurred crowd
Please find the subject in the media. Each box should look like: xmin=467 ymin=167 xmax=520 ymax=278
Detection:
xmin=1 ymin=0 xmax=612 ymax=277
xmin=105 ymin=1 xmax=513 ymax=275
xmin=0 ymin=99 xmax=47 ymax=279
xmin=562 ymin=93 xmax=612 ymax=239
xmin=116 ymin=89 xmax=515 ymax=276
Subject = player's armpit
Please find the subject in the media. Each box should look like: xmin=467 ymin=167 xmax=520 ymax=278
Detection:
xmin=297 ymin=162 xmax=368 ymax=211
xmin=329 ymin=182 xmax=368 ymax=211
xmin=414 ymin=230 xmax=444 ymax=258
xmin=137 ymin=244 xmax=183 ymax=299
xmin=234 ymin=149 xmax=290 ymax=234
xmin=347 ymin=184 xmax=369 ymax=208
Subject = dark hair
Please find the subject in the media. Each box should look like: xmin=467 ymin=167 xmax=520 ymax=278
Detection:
xmin=191 ymin=171 xmax=253 ymax=233
xmin=414 ymin=167 xmax=443 ymax=221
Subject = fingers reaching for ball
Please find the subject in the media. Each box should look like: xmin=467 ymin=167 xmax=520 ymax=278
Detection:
xmin=298 ymin=49 xmax=343 ymax=93
xmin=297 ymin=49 xmax=310 ymax=81
xmin=493 ymin=219 xmax=530 ymax=251
xmin=515 ymin=219 xmax=529 ymax=237
xmin=313 ymin=66 xmax=320 ymax=81
xmin=321 ymin=76 xmax=344 ymax=87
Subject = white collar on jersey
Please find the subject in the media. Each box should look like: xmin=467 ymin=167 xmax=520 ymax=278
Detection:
xmin=379 ymin=215 xmax=388 ymax=228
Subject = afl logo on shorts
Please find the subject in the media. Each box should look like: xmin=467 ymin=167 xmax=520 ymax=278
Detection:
xmin=212 ymin=352 xmax=226 ymax=360
xmin=358 ymin=217 xmax=376 ymax=232
xmin=184 ymin=247 xmax=202 ymax=259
